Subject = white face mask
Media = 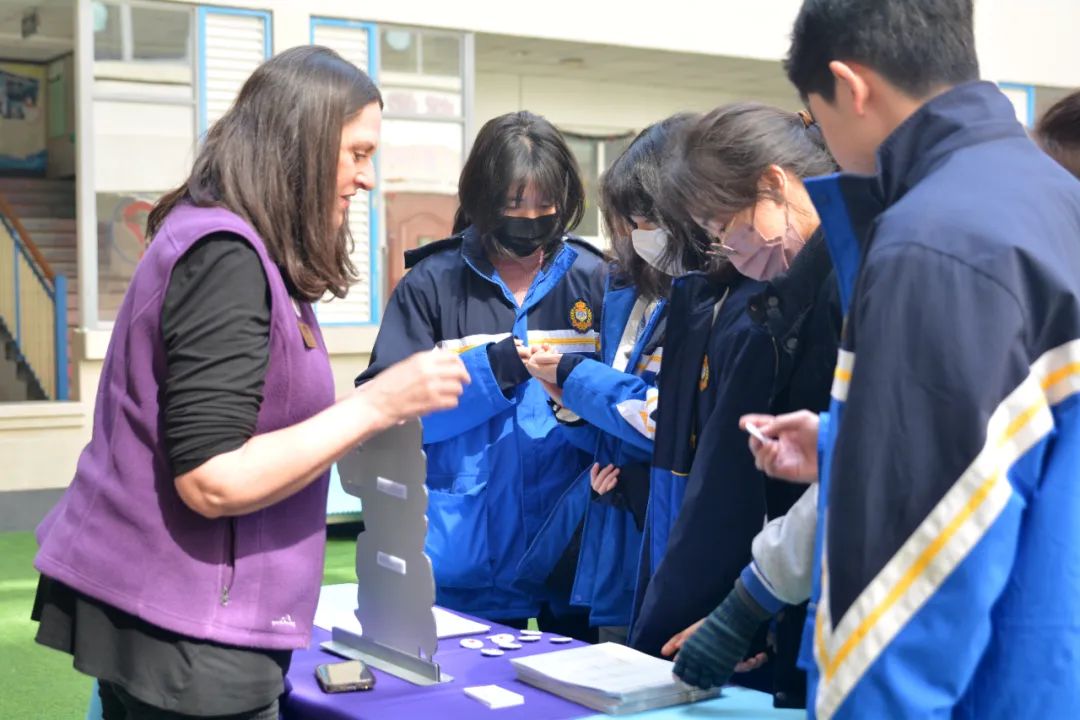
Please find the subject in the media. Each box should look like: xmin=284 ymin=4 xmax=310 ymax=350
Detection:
xmin=630 ymin=227 xmax=683 ymax=276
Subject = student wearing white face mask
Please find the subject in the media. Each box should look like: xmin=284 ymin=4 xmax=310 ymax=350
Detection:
xmin=517 ymin=115 xmax=702 ymax=644
xmin=654 ymin=103 xmax=840 ymax=707
xmin=523 ymin=114 xmax=788 ymax=677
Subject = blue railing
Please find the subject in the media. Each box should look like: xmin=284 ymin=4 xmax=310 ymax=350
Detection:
xmin=0 ymin=209 xmax=68 ymax=400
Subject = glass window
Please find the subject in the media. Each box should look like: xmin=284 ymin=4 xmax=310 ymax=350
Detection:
xmin=563 ymin=134 xmax=636 ymax=240
xmin=94 ymin=94 xmax=195 ymax=321
xmin=381 ymin=29 xmax=419 ymax=74
xmin=93 ymin=2 xmax=123 ymax=61
xmin=381 ymin=120 xmax=463 ymax=192
xmin=93 ymin=1 xmax=191 ymax=65
xmin=422 ymin=34 xmax=460 ymax=77
xmin=383 ymin=87 xmax=462 ymax=119
xmin=131 ymin=5 xmax=191 ymax=64
xmin=96 ymin=193 xmax=156 ymax=321
xmin=566 ymin=136 xmax=600 ymax=238
xmin=377 ymin=25 xmax=468 ymax=310
xmin=604 ymin=136 xmax=633 ymax=171
xmin=90 ymin=1 xmax=195 ymax=322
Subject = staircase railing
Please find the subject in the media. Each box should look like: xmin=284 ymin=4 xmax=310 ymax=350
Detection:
xmin=0 ymin=192 xmax=68 ymax=400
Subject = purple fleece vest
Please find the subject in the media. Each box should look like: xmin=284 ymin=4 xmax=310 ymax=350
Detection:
xmin=35 ymin=204 xmax=335 ymax=650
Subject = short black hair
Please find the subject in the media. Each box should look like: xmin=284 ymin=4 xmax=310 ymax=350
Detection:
xmin=1036 ymin=90 xmax=1080 ymax=181
xmin=453 ymin=111 xmax=585 ymax=259
xmin=785 ymin=0 xmax=979 ymax=102
xmin=599 ymin=114 xmax=703 ymax=299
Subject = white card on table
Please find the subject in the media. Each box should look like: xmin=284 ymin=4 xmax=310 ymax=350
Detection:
xmin=464 ymin=684 xmax=526 ymax=709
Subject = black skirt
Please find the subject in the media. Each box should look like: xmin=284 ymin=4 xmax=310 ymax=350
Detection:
xmin=31 ymin=575 xmax=291 ymax=716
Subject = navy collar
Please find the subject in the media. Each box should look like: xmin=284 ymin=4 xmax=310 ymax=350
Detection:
xmin=875 ymin=80 xmax=1028 ymax=206
xmin=461 ymin=225 xmax=495 ymax=276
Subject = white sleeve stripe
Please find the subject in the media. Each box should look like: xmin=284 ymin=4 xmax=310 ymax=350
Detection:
xmin=814 ymin=339 xmax=1080 ymax=719
xmin=437 ymin=333 xmax=510 ymax=353
xmin=615 ymin=387 xmax=659 ymax=440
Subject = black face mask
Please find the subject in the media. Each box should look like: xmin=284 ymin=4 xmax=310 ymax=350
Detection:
xmin=492 ymin=214 xmax=559 ymax=257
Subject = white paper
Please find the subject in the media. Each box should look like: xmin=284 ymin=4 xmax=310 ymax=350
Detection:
xmin=512 ymin=643 xmax=722 ymax=714
xmin=432 ymin=606 xmax=492 ymax=639
xmin=513 ymin=642 xmax=689 ymax=697
xmin=313 ymin=583 xmax=491 ymax=639
xmin=464 ymin=684 xmax=526 ymax=709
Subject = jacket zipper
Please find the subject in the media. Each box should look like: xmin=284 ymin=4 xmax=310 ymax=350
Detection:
xmin=221 ymin=517 xmax=237 ymax=606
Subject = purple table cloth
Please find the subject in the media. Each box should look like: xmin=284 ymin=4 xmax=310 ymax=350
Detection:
xmin=281 ymin=621 xmax=594 ymax=720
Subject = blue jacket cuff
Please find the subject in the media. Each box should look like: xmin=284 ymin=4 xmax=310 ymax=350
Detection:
xmin=740 ymin=563 xmax=786 ymax=616
xmin=487 ymin=336 xmax=530 ymax=396
xmin=556 ymin=353 xmax=587 ymax=387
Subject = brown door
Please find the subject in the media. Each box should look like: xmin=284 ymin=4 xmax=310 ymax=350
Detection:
xmin=384 ymin=192 xmax=458 ymax=297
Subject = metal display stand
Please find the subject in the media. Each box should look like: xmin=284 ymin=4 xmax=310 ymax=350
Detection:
xmin=322 ymin=420 xmax=452 ymax=685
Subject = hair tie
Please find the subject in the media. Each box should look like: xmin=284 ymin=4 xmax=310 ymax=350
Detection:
xmin=796 ymin=109 xmax=814 ymax=129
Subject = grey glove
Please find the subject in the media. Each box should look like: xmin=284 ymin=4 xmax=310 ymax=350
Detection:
xmin=673 ymin=578 xmax=773 ymax=690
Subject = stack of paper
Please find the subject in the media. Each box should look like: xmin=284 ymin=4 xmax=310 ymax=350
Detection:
xmin=510 ymin=642 xmax=721 ymax=715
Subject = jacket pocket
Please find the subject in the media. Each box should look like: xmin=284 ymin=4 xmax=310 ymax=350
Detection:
xmin=426 ymin=477 xmax=492 ymax=589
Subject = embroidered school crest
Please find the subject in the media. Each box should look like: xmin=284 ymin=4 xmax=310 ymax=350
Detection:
xmin=699 ymin=356 xmax=710 ymax=392
xmin=569 ymin=299 xmax=593 ymax=333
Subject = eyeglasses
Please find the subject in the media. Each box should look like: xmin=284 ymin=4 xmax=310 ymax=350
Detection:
xmin=699 ymin=215 xmax=740 ymax=258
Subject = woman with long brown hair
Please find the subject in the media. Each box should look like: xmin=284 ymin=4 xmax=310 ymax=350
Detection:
xmin=31 ymin=46 xmax=467 ymax=719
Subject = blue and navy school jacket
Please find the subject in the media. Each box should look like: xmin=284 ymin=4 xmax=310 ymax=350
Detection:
xmin=801 ymin=81 xmax=1080 ymax=719
xmin=515 ymin=272 xmax=666 ymax=627
xmin=355 ymin=226 xmax=605 ymax=620
xmin=629 ymin=270 xmax=776 ymax=657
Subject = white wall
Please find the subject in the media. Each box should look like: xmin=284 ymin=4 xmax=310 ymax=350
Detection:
xmin=165 ymin=0 xmax=801 ymax=62
xmin=476 ymin=70 xmax=798 ymax=138
xmin=159 ymin=0 xmax=1080 ymax=90
xmin=975 ymin=1 xmax=1080 ymax=89
xmin=0 ymin=326 xmax=375 ymax=493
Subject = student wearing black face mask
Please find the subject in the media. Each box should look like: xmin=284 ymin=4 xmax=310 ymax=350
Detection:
xmin=357 ymin=111 xmax=605 ymax=640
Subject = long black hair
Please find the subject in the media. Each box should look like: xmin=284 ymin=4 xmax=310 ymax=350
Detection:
xmin=453 ymin=111 xmax=585 ymax=260
xmin=601 ymin=113 xmax=724 ymax=299
xmin=148 ymin=46 xmax=383 ymax=302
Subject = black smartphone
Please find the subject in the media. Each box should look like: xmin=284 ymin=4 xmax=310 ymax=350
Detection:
xmin=315 ymin=660 xmax=376 ymax=693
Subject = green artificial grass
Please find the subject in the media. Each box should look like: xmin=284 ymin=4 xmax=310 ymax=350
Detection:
xmin=0 ymin=529 xmax=361 ymax=720
xmin=0 ymin=531 xmax=93 ymax=720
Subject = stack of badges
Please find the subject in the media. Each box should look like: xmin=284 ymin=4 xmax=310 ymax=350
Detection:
xmin=457 ymin=629 xmax=563 ymax=656
xmin=518 ymin=629 xmax=542 ymax=643
xmin=489 ymin=633 xmax=522 ymax=650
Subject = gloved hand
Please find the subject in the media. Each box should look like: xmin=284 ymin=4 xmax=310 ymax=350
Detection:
xmin=672 ymin=578 xmax=772 ymax=689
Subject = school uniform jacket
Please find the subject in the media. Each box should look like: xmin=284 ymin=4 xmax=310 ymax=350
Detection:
xmin=516 ymin=272 xmax=666 ymax=627
xmin=629 ymin=270 xmax=776 ymax=656
xmin=802 ymin=81 xmax=1080 ymax=719
xmin=356 ymin=226 xmax=606 ymax=620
